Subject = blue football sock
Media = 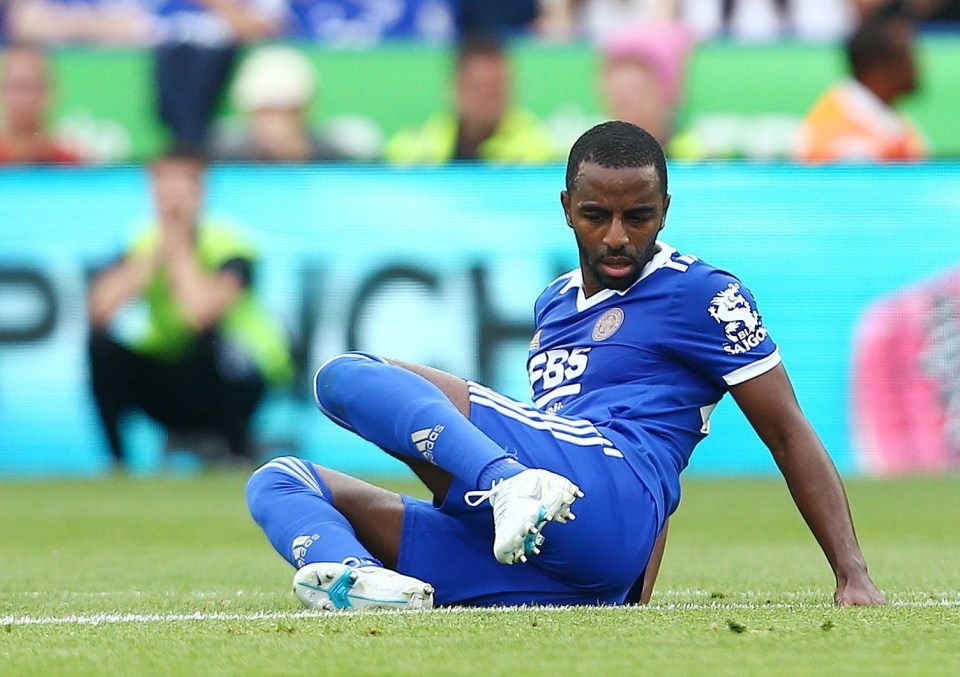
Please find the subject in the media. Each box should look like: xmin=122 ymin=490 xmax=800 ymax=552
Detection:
xmin=315 ymin=353 xmax=526 ymax=490
xmin=246 ymin=457 xmax=381 ymax=569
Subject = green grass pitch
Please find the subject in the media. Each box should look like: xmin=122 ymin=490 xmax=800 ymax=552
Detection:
xmin=1 ymin=471 xmax=958 ymax=675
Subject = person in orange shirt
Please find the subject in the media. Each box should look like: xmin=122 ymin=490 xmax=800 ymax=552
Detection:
xmin=794 ymin=6 xmax=926 ymax=163
xmin=0 ymin=43 xmax=83 ymax=165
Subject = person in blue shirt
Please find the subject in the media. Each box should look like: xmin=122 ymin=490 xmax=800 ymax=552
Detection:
xmin=245 ymin=120 xmax=885 ymax=611
xmin=150 ymin=0 xmax=286 ymax=148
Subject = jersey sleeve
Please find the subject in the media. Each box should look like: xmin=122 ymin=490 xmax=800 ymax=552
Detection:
xmin=533 ymin=273 xmax=572 ymax=326
xmin=667 ymin=267 xmax=781 ymax=388
xmin=533 ymin=288 xmax=551 ymax=327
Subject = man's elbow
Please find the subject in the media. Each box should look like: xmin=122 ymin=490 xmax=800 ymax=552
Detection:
xmin=87 ymin=293 xmax=114 ymax=331
xmin=179 ymin=298 xmax=230 ymax=332
xmin=766 ymin=421 xmax=822 ymax=463
xmin=180 ymin=306 xmax=219 ymax=333
xmin=88 ymin=310 xmax=111 ymax=331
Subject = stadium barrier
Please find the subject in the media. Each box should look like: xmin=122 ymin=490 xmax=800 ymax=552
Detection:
xmin=1 ymin=163 xmax=958 ymax=476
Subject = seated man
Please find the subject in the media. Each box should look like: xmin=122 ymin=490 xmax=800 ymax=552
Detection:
xmin=599 ymin=23 xmax=697 ymax=157
xmin=247 ymin=121 xmax=885 ymax=610
xmin=851 ymin=265 xmax=960 ymax=475
xmin=383 ymin=31 xmax=559 ymax=164
xmin=0 ymin=43 xmax=83 ymax=164
xmin=212 ymin=45 xmax=354 ymax=163
xmin=87 ymin=147 xmax=293 ymax=467
xmin=794 ymin=6 xmax=926 ymax=163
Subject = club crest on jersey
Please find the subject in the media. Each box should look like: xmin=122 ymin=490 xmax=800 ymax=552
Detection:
xmin=592 ymin=308 xmax=624 ymax=341
xmin=708 ymin=283 xmax=767 ymax=354
xmin=529 ymin=330 xmax=542 ymax=351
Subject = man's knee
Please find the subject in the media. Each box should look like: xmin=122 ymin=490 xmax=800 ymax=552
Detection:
xmin=245 ymin=461 xmax=278 ymax=522
xmin=312 ymin=352 xmax=386 ymax=413
xmin=245 ymin=456 xmax=327 ymax=522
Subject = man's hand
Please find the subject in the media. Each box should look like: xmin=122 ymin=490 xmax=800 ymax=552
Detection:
xmin=194 ymin=0 xmax=282 ymax=42
xmin=87 ymin=253 xmax=158 ymax=329
xmin=835 ymin=572 xmax=886 ymax=606
xmin=159 ymin=218 xmax=194 ymax=261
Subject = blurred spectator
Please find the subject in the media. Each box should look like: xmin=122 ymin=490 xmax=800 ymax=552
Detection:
xmin=794 ymin=6 xmax=926 ymax=162
xmin=599 ymin=23 xmax=696 ymax=154
xmin=681 ymin=0 xmax=856 ymax=42
xmin=453 ymin=0 xmax=539 ymax=39
xmin=5 ymin=0 xmax=149 ymax=45
xmin=854 ymin=0 xmax=960 ymax=23
xmin=538 ymin=0 xmax=679 ymax=41
xmin=211 ymin=44 xmax=354 ymax=162
xmin=852 ymin=265 xmax=960 ymax=474
xmin=920 ymin=0 xmax=960 ymax=22
xmin=0 ymin=43 xmax=83 ymax=163
xmin=150 ymin=0 xmax=287 ymax=149
xmin=384 ymin=32 xmax=559 ymax=164
xmin=87 ymin=146 xmax=294 ymax=467
xmin=286 ymin=0 xmax=454 ymax=46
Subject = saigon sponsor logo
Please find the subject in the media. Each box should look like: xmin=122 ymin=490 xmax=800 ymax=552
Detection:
xmin=708 ymin=283 xmax=767 ymax=355
xmin=592 ymin=307 xmax=624 ymax=341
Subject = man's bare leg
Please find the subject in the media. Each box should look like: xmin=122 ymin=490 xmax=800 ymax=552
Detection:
xmin=311 ymin=466 xmax=406 ymax=569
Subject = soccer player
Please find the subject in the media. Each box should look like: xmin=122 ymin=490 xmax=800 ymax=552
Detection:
xmin=246 ymin=121 xmax=886 ymax=610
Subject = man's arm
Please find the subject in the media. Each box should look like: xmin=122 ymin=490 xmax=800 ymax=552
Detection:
xmin=730 ymin=363 xmax=886 ymax=606
xmin=87 ymin=255 xmax=155 ymax=330
xmin=162 ymin=237 xmax=247 ymax=331
xmin=8 ymin=0 xmax=150 ymax=45
xmin=196 ymin=0 xmax=284 ymax=42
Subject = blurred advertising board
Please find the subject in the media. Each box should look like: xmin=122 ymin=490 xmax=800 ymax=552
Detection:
xmin=1 ymin=164 xmax=958 ymax=476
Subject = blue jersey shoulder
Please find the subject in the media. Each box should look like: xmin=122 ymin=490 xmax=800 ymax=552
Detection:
xmin=534 ymin=270 xmax=579 ymax=325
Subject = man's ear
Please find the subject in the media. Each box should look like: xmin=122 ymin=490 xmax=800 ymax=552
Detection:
xmin=659 ymin=193 xmax=671 ymax=231
xmin=560 ymin=190 xmax=572 ymax=227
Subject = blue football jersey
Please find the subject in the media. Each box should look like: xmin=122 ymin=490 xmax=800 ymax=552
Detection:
xmin=527 ymin=242 xmax=781 ymax=518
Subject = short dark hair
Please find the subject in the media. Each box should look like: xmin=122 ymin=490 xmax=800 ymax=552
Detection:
xmin=846 ymin=10 xmax=914 ymax=78
xmin=151 ymin=142 xmax=209 ymax=170
xmin=565 ymin=121 xmax=667 ymax=196
xmin=456 ymin=30 xmax=506 ymax=69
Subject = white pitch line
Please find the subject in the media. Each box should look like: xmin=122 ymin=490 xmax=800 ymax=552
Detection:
xmin=0 ymin=610 xmax=329 ymax=627
xmin=3 ymin=599 xmax=960 ymax=627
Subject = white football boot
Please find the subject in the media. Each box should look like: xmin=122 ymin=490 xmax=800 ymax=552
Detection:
xmin=465 ymin=468 xmax=584 ymax=564
xmin=293 ymin=561 xmax=435 ymax=611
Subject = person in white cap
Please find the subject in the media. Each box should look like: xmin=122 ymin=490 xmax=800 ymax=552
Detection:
xmin=212 ymin=44 xmax=346 ymax=163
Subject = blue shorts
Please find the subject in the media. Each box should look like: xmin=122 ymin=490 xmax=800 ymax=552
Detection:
xmin=397 ymin=381 xmax=659 ymax=607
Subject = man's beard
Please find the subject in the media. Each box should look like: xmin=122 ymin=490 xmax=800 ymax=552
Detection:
xmin=579 ymin=238 xmax=660 ymax=292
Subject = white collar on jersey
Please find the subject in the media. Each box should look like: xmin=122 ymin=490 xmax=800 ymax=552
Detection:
xmin=560 ymin=240 xmax=677 ymax=312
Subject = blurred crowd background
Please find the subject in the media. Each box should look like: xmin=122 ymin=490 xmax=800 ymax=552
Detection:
xmin=1 ymin=0 xmax=957 ymax=165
